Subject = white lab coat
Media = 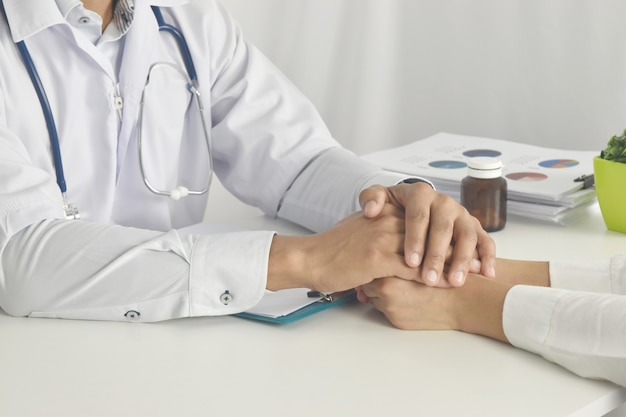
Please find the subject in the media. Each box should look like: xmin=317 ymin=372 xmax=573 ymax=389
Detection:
xmin=0 ymin=0 xmax=405 ymax=320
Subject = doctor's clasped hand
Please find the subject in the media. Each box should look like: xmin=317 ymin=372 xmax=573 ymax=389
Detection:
xmin=266 ymin=181 xmax=494 ymax=294
xmin=267 ymin=203 xmax=443 ymax=294
xmin=359 ymin=181 xmax=494 ymax=287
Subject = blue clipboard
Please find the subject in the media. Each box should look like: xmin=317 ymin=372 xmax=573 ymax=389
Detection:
xmin=236 ymin=289 xmax=357 ymax=324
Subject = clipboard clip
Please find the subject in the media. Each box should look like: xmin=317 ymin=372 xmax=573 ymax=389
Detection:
xmin=307 ymin=289 xmax=356 ymax=303
xmin=574 ymin=174 xmax=595 ymax=189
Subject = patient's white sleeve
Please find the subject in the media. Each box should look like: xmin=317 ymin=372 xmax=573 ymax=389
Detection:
xmin=502 ymin=255 xmax=626 ymax=387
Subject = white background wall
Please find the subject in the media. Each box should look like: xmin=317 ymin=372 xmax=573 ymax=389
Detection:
xmin=220 ymin=0 xmax=626 ymax=155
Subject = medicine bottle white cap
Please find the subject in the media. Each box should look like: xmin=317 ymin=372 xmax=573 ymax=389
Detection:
xmin=467 ymin=157 xmax=503 ymax=179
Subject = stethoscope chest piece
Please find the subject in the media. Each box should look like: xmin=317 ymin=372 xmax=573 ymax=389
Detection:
xmin=64 ymin=202 xmax=80 ymax=220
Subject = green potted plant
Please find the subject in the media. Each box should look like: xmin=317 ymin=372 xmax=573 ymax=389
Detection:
xmin=593 ymin=130 xmax=626 ymax=233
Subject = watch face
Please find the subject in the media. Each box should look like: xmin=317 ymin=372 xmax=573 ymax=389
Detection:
xmin=402 ymin=178 xmax=433 ymax=188
xmin=402 ymin=178 xmax=423 ymax=184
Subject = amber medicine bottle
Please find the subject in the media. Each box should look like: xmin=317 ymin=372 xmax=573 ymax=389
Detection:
xmin=461 ymin=157 xmax=507 ymax=232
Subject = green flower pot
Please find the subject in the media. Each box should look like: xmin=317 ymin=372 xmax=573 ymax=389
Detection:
xmin=593 ymin=156 xmax=626 ymax=233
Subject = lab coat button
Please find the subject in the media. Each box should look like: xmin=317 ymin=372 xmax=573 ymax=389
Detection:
xmin=78 ymin=17 xmax=91 ymax=24
xmin=124 ymin=310 xmax=141 ymax=321
xmin=220 ymin=291 xmax=233 ymax=305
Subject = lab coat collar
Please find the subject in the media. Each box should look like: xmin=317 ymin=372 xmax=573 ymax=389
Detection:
xmin=2 ymin=0 xmax=66 ymax=42
xmin=2 ymin=0 xmax=188 ymax=42
xmin=55 ymin=0 xmax=83 ymax=19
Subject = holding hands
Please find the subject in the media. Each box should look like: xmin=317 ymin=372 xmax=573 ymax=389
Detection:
xmin=268 ymin=181 xmax=498 ymax=332
xmin=359 ymin=181 xmax=496 ymax=287
xmin=356 ymin=273 xmax=512 ymax=343
xmin=268 ymin=203 xmax=420 ymax=292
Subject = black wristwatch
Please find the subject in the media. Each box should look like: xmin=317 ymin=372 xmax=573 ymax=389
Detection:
xmin=400 ymin=177 xmax=435 ymax=189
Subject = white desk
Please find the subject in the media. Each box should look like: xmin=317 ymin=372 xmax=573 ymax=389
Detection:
xmin=1 ymin=184 xmax=625 ymax=417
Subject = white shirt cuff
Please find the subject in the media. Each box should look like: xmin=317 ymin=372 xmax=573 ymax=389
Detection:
xmin=549 ymin=255 xmax=625 ymax=294
xmin=189 ymin=230 xmax=273 ymax=316
xmin=502 ymin=285 xmax=563 ymax=359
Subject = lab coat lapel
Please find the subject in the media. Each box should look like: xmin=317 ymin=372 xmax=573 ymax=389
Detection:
xmin=116 ymin=3 xmax=159 ymax=177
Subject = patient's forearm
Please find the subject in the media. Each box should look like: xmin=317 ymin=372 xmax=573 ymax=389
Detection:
xmin=494 ymin=259 xmax=550 ymax=287
xmin=452 ymin=275 xmax=513 ymax=343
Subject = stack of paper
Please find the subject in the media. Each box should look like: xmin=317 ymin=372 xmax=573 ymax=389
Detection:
xmin=361 ymin=132 xmax=598 ymax=226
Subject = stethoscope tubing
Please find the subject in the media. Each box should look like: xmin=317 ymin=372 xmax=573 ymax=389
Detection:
xmin=151 ymin=6 xmax=198 ymax=84
xmin=137 ymin=61 xmax=212 ymax=198
xmin=16 ymin=39 xmax=68 ymax=195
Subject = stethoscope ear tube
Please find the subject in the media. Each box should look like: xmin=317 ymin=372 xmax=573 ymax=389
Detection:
xmin=151 ymin=6 xmax=197 ymax=83
xmin=137 ymin=62 xmax=213 ymax=199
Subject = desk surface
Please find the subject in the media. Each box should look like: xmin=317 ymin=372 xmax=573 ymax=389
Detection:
xmin=1 ymin=184 xmax=625 ymax=417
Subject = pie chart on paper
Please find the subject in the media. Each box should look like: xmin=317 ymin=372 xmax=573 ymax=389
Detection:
xmin=428 ymin=160 xmax=467 ymax=169
xmin=538 ymin=159 xmax=579 ymax=168
xmin=506 ymin=172 xmax=548 ymax=182
xmin=462 ymin=149 xmax=502 ymax=158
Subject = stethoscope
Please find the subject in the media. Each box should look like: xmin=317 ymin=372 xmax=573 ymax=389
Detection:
xmin=3 ymin=5 xmax=213 ymax=219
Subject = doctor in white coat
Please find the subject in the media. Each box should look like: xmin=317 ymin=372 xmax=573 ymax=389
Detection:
xmin=0 ymin=0 xmax=494 ymax=321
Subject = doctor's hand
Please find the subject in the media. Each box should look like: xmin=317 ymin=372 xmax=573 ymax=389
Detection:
xmin=356 ymin=274 xmax=510 ymax=343
xmin=359 ymin=182 xmax=496 ymax=288
xmin=266 ymin=204 xmax=421 ymax=293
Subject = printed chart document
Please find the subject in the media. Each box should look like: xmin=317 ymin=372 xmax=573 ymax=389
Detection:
xmin=361 ymin=132 xmax=598 ymax=225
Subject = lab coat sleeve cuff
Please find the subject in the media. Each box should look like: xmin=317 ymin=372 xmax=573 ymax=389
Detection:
xmin=502 ymin=285 xmax=564 ymax=360
xmin=188 ymin=230 xmax=274 ymax=316
xmin=549 ymin=256 xmax=624 ymax=294
xmin=359 ymin=171 xmax=434 ymax=191
xmin=277 ymin=148 xmax=436 ymax=232
xmin=354 ymin=172 xmax=435 ymax=214
xmin=278 ymin=148 xmax=380 ymax=231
